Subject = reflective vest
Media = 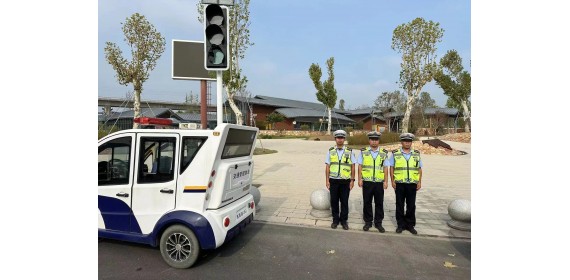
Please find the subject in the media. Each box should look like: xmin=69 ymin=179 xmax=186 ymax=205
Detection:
xmin=393 ymin=149 xmax=421 ymax=183
xmin=360 ymin=147 xmax=388 ymax=182
xmin=329 ymin=146 xmax=353 ymax=179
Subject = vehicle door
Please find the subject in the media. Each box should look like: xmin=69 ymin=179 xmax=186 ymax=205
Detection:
xmin=98 ymin=134 xmax=136 ymax=232
xmin=131 ymin=134 xmax=179 ymax=234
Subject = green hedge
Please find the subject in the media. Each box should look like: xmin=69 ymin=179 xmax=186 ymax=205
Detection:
xmin=347 ymin=132 xmax=400 ymax=145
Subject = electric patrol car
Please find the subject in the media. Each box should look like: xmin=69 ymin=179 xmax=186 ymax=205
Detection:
xmin=98 ymin=119 xmax=258 ymax=268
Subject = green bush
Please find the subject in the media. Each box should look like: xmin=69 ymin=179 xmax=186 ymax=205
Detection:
xmin=347 ymin=132 xmax=400 ymax=145
xmin=344 ymin=126 xmax=354 ymax=133
xmin=98 ymin=124 xmax=119 ymax=139
xmin=300 ymin=124 xmax=310 ymax=131
xmin=255 ymin=120 xmax=266 ymax=130
xmin=347 ymin=133 xmax=369 ymax=145
xmin=379 ymin=132 xmax=400 ymax=144
xmin=259 ymin=134 xmax=273 ymax=139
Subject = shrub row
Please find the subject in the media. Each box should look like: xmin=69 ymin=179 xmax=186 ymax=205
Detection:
xmin=347 ymin=132 xmax=400 ymax=145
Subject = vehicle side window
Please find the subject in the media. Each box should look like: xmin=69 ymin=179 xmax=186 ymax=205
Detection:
xmin=180 ymin=137 xmax=207 ymax=174
xmin=138 ymin=137 xmax=176 ymax=183
xmin=221 ymin=128 xmax=257 ymax=159
xmin=98 ymin=136 xmax=132 ymax=186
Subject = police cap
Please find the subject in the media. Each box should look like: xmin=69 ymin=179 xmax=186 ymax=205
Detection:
xmin=399 ymin=132 xmax=415 ymax=141
xmin=367 ymin=131 xmax=381 ymax=139
xmin=333 ymin=130 xmax=347 ymax=138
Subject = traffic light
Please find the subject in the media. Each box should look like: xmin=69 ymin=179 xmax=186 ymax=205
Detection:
xmin=204 ymin=4 xmax=229 ymax=70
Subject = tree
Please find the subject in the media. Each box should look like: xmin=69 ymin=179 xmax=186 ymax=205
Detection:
xmin=197 ymin=0 xmax=253 ymax=125
xmin=410 ymin=92 xmax=437 ymax=132
xmin=309 ymin=57 xmax=337 ymax=135
xmin=392 ymin=17 xmax=444 ymax=133
xmin=374 ymin=90 xmax=406 ymax=112
xmin=417 ymin=92 xmax=437 ymax=109
xmin=434 ymin=50 xmax=471 ymax=132
xmin=266 ymin=112 xmax=285 ymax=130
xmin=184 ymin=92 xmax=200 ymax=114
xmin=339 ymin=99 xmax=345 ymax=110
xmin=104 ymin=13 xmax=166 ymax=129
xmin=355 ymin=104 xmax=372 ymax=110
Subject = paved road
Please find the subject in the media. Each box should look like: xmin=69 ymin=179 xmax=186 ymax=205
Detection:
xmin=252 ymin=139 xmax=471 ymax=238
xmin=99 ymin=222 xmax=471 ymax=280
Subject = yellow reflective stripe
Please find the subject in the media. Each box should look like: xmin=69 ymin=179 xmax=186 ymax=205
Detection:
xmin=395 ymin=179 xmax=418 ymax=183
xmin=394 ymin=167 xmax=419 ymax=170
xmin=184 ymin=186 xmax=207 ymax=191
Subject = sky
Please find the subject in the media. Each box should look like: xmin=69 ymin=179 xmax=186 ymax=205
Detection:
xmin=98 ymin=0 xmax=471 ymax=110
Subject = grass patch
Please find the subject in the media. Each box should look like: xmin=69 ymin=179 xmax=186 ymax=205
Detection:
xmin=259 ymin=135 xmax=309 ymax=140
xmin=253 ymin=148 xmax=277 ymax=155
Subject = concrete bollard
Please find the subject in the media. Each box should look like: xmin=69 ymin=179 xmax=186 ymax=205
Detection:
xmin=447 ymin=199 xmax=471 ymax=231
xmin=310 ymin=188 xmax=331 ymax=218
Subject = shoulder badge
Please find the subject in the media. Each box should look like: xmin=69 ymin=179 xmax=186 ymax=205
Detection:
xmin=329 ymin=147 xmax=335 ymax=151
xmin=392 ymin=149 xmax=399 ymax=153
xmin=382 ymin=148 xmax=388 ymax=153
xmin=414 ymin=149 xmax=420 ymax=154
xmin=361 ymin=148 xmax=366 ymax=151
xmin=346 ymin=147 xmax=352 ymax=151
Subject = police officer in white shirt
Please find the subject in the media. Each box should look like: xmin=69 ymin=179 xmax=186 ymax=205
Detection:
xmin=357 ymin=131 xmax=390 ymax=233
xmin=325 ymin=130 xmax=356 ymax=230
xmin=387 ymin=133 xmax=423 ymax=235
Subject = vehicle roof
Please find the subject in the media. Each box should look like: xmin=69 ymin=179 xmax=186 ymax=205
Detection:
xmin=98 ymin=123 xmax=258 ymax=143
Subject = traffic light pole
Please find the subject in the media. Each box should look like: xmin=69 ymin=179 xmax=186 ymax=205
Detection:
xmin=216 ymin=70 xmax=223 ymax=125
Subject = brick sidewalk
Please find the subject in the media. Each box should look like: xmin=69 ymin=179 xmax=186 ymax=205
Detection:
xmin=251 ymin=138 xmax=471 ymax=239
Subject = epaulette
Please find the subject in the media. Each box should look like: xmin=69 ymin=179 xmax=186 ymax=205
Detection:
xmin=361 ymin=147 xmax=366 ymax=151
xmin=392 ymin=149 xmax=399 ymax=153
xmin=414 ymin=149 xmax=420 ymax=154
xmin=382 ymin=148 xmax=388 ymax=153
xmin=346 ymin=147 xmax=352 ymax=151
xmin=329 ymin=147 xmax=335 ymax=151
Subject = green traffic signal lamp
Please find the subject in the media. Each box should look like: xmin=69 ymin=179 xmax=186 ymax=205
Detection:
xmin=204 ymin=4 xmax=228 ymax=70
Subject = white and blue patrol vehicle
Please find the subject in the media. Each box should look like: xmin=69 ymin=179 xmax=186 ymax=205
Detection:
xmin=98 ymin=119 xmax=258 ymax=268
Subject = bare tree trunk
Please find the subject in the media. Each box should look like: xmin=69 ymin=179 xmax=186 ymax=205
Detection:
xmin=133 ymin=88 xmax=141 ymax=129
xmin=226 ymin=87 xmax=243 ymax=125
xmin=401 ymin=95 xmax=415 ymax=133
xmin=460 ymin=99 xmax=471 ymax=133
xmin=327 ymin=107 xmax=332 ymax=135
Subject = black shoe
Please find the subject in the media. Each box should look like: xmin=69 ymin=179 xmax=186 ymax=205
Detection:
xmin=331 ymin=222 xmax=338 ymax=229
xmin=363 ymin=224 xmax=371 ymax=231
xmin=375 ymin=224 xmax=385 ymax=233
xmin=407 ymin=226 xmax=417 ymax=235
xmin=341 ymin=223 xmax=349 ymax=230
xmin=396 ymin=227 xmax=403 ymax=233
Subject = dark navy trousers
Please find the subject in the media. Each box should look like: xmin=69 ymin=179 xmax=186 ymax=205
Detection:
xmin=395 ymin=183 xmax=417 ymax=228
xmin=329 ymin=178 xmax=350 ymax=224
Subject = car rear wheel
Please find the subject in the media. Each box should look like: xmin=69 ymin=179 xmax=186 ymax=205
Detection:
xmin=159 ymin=225 xmax=200 ymax=269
